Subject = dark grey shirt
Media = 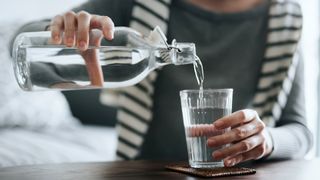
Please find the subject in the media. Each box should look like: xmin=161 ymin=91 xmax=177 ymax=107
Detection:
xmin=141 ymin=0 xmax=269 ymax=160
xmin=14 ymin=0 xmax=312 ymax=161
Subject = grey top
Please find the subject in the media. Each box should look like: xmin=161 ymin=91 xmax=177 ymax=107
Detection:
xmin=13 ymin=0 xmax=312 ymax=161
xmin=143 ymin=0 xmax=270 ymax=160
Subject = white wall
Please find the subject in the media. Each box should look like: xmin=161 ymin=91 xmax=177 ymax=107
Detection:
xmin=299 ymin=0 xmax=319 ymax=158
xmin=0 ymin=0 xmax=86 ymax=23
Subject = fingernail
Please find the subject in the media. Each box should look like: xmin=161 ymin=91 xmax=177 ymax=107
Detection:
xmin=213 ymin=122 xmax=222 ymax=129
xmin=225 ymin=159 xmax=235 ymax=167
xmin=109 ymin=30 xmax=114 ymax=40
xmin=212 ymin=151 xmax=222 ymax=160
xmin=207 ymin=139 xmax=215 ymax=147
xmin=67 ymin=37 xmax=73 ymax=45
xmin=79 ymin=41 xmax=87 ymax=50
xmin=54 ymin=35 xmax=59 ymax=41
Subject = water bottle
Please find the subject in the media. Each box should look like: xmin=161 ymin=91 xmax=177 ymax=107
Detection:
xmin=12 ymin=26 xmax=196 ymax=91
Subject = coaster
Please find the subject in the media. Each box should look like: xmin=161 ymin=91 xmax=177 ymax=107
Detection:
xmin=165 ymin=163 xmax=256 ymax=178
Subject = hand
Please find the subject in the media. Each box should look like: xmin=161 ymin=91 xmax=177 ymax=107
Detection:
xmin=49 ymin=11 xmax=114 ymax=51
xmin=207 ymin=109 xmax=273 ymax=167
xmin=49 ymin=11 xmax=108 ymax=87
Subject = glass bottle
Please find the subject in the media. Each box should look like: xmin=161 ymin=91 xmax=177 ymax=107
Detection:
xmin=12 ymin=26 xmax=196 ymax=91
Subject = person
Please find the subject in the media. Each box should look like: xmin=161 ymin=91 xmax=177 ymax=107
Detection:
xmin=12 ymin=0 xmax=313 ymax=167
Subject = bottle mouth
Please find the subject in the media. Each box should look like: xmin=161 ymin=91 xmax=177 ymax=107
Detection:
xmin=171 ymin=41 xmax=196 ymax=65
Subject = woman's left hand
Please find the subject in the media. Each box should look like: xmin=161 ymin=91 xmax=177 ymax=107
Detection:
xmin=207 ymin=109 xmax=274 ymax=167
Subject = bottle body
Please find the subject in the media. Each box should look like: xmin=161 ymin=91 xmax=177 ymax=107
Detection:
xmin=12 ymin=27 xmax=196 ymax=91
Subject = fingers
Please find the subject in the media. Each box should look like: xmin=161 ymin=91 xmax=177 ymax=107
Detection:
xmin=50 ymin=10 xmax=114 ymax=50
xmin=223 ymin=144 xmax=266 ymax=167
xmin=63 ymin=11 xmax=77 ymax=47
xmin=187 ymin=124 xmax=224 ymax=137
xmin=208 ymin=119 xmax=264 ymax=147
xmin=50 ymin=15 xmax=64 ymax=44
xmin=206 ymin=109 xmax=268 ymax=167
xmin=77 ymin=11 xmax=91 ymax=51
xmin=213 ymin=109 xmax=258 ymax=130
xmin=212 ymin=134 xmax=264 ymax=160
xmin=91 ymin=15 xmax=114 ymax=40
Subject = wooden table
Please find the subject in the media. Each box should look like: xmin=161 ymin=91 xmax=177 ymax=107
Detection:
xmin=0 ymin=159 xmax=319 ymax=180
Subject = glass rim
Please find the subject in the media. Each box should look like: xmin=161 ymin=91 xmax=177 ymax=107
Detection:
xmin=180 ymin=88 xmax=233 ymax=95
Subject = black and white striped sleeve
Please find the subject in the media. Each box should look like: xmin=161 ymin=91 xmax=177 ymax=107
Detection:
xmin=267 ymin=54 xmax=313 ymax=159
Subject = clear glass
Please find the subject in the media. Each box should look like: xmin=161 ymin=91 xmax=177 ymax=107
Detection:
xmin=12 ymin=27 xmax=196 ymax=91
xmin=180 ymin=89 xmax=233 ymax=168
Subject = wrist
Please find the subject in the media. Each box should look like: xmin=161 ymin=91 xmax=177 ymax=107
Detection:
xmin=263 ymin=128 xmax=274 ymax=158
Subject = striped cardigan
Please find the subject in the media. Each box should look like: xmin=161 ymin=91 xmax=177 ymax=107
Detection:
xmin=100 ymin=0 xmax=303 ymax=160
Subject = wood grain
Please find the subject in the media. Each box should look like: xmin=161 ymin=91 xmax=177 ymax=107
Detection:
xmin=0 ymin=159 xmax=319 ymax=180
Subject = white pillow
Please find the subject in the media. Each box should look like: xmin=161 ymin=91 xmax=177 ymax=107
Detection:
xmin=0 ymin=22 xmax=80 ymax=129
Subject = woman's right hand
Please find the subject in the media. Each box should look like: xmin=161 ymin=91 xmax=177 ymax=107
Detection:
xmin=49 ymin=11 xmax=115 ymax=51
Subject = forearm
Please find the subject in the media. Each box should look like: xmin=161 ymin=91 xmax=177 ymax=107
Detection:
xmin=266 ymin=53 xmax=312 ymax=159
xmin=267 ymin=123 xmax=313 ymax=159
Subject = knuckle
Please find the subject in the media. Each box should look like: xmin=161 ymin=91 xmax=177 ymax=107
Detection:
xmin=103 ymin=16 xmax=112 ymax=22
xmin=253 ymin=110 xmax=259 ymax=117
xmin=77 ymin=11 xmax=90 ymax=19
xmin=240 ymin=141 xmax=251 ymax=151
xmin=254 ymin=120 xmax=265 ymax=132
xmin=234 ymin=128 xmax=247 ymax=139
xmin=253 ymin=111 xmax=260 ymax=120
xmin=245 ymin=109 xmax=258 ymax=120
xmin=101 ymin=16 xmax=114 ymax=26
xmin=257 ymin=144 xmax=265 ymax=155
xmin=64 ymin=11 xmax=76 ymax=18
xmin=238 ymin=110 xmax=246 ymax=120
xmin=258 ymin=122 xmax=266 ymax=131
xmin=53 ymin=15 xmax=63 ymax=21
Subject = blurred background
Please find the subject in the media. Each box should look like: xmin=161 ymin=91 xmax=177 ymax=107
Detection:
xmin=0 ymin=0 xmax=319 ymax=160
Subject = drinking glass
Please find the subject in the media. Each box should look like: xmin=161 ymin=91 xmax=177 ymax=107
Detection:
xmin=180 ymin=89 xmax=233 ymax=168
